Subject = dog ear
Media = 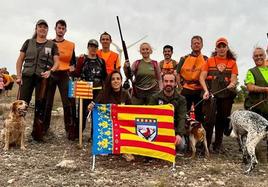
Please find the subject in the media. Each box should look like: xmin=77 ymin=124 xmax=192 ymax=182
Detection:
xmin=11 ymin=101 xmax=17 ymax=113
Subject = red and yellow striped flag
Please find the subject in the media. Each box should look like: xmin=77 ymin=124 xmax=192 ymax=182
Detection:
xmin=92 ymin=104 xmax=176 ymax=163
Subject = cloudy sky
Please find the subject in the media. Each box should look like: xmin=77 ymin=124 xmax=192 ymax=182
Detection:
xmin=1 ymin=0 xmax=267 ymax=85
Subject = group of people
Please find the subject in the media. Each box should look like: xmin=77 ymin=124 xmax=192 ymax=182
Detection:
xmin=15 ymin=19 xmax=268 ymax=158
xmin=0 ymin=67 xmax=14 ymax=97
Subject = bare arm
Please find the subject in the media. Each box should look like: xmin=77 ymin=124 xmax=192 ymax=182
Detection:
xmin=52 ymin=55 xmax=59 ymax=71
xmin=227 ymin=74 xmax=238 ymax=88
xmin=199 ymin=71 xmax=209 ymax=99
xmin=176 ymin=73 xmax=182 ymax=89
xmin=16 ymin=52 xmax=26 ymax=84
xmin=247 ymin=83 xmax=268 ymax=93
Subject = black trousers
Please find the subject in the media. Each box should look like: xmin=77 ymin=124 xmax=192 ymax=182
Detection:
xmin=43 ymin=71 xmax=74 ymax=133
xmin=20 ymin=74 xmax=43 ymax=104
xmin=19 ymin=74 xmax=49 ymax=140
xmin=181 ymin=88 xmax=204 ymax=123
xmin=205 ymin=97 xmax=234 ymax=150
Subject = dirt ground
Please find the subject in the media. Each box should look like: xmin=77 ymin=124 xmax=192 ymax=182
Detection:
xmin=0 ymin=87 xmax=268 ymax=187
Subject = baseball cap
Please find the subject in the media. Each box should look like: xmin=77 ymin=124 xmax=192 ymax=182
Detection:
xmin=36 ymin=19 xmax=48 ymax=27
xmin=87 ymin=39 xmax=99 ymax=47
xmin=216 ymin=37 xmax=228 ymax=46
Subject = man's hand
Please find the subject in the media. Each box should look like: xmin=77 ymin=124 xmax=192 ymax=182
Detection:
xmin=175 ymin=135 xmax=182 ymax=145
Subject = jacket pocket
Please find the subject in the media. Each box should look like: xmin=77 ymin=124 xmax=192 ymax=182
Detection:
xmin=24 ymin=56 xmax=35 ymax=64
xmin=22 ymin=62 xmax=35 ymax=76
xmin=40 ymin=56 xmax=53 ymax=68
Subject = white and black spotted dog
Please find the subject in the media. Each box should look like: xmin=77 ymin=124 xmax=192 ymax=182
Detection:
xmin=230 ymin=110 xmax=268 ymax=174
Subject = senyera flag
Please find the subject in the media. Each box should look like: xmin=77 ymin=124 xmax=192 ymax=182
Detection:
xmin=92 ymin=104 xmax=176 ymax=163
xmin=68 ymin=80 xmax=93 ymax=99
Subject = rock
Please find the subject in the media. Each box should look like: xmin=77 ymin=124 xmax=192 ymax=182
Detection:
xmin=7 ymin=179 xmax=15 ymax=184
xmin=56 ymin=160 xmax=76 ymax=169
xmin=199 ymin=177 xmax=205 ymax=181
xmin=216 ymin=180 xmax=225 ymax=186
xmin=179 ymin=171 xmax=185 ymax=176
xmin=56 ymin=107 xmax=64 ymax=115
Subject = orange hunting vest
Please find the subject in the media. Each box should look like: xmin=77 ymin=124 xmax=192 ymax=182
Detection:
xmin=180 ymin=55 xmax=206 ymax=90
xmin=56 ymin=40 xmax=75 ymax=71
xmin=97 ymin=50 xmax=119 ymax=74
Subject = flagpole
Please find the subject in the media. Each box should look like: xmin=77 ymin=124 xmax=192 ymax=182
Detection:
xmin=79 ymin=98 xmax=83 ymax=148
xmin=92 ymin=155 xmax=96 ymax=171
xmin=172 ymin=162 xmax=176 ymax=171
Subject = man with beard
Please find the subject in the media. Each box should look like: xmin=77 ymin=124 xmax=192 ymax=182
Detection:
xmin=159 ymin=45 xmax=178 ymax=75
xmin=44 ymin=19 xmax=77 ymax=140
xmin=148 ymin=73 xmax=187 ymax=151
xmin=176 ymin=35 xmax=207 ymax=123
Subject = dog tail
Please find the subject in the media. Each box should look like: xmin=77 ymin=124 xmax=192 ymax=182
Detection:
xmin=229 ymin=117 xmax=238 ymax=138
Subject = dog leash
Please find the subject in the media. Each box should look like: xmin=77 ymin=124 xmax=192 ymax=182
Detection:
xmin=249 ymin=99 xmax=268 ymax=111
xmin=187 ymin=87 xmax=229 ymax=114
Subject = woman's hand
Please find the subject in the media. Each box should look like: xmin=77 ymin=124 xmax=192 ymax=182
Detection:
xmin=124 ymin=60 xmax=130 ymax=67
xmin=227 ymin=82 xmax=236 ymax=89
xmin=41 ymin=70 xmax=51 ymax=78
xmin=203 ymin=90 xmax=210 ymax=100
xmin=16 ymin=75 xmax=22 ymax=85
xmin=87 ymin=101 xmax=95 ymax=111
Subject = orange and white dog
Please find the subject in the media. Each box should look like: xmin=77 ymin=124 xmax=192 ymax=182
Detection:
xmin=186 ymin=114 xmax=210 ymax=159
xmin=1 ymin=100 xmax=28 ymax=151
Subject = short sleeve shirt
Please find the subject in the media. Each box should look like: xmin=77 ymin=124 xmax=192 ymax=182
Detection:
xmin=20 ymin=39 xmax=59 ymax=56
xmin=245 ymin=66 xmax=268 ymax=85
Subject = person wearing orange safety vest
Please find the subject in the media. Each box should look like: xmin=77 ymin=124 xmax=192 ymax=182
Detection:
xmin=43 ymin=20 xmax=77 ymax=140
xmin=159 ymin=45 xmax=178 ymax=75
xmin=1 ymin=71 xmax=14 ymax=96
xmin=200 ymin=37 xmax=238 ymax=153
xmin=177 ymin=36 xmax=207 ymax=123
xmin=97 ymin=32 xmax=120 ymax=74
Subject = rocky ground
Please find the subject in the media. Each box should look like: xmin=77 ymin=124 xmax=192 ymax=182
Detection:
xmin=0 ymin=92 xmax=268 ymax=187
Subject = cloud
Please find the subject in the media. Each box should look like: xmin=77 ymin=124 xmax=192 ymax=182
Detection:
xmin=1 ymin=0 xmax=268 ymax=85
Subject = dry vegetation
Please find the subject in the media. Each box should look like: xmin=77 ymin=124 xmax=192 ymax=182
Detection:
xmin=0 ymin=84 xmax=267 ymax=186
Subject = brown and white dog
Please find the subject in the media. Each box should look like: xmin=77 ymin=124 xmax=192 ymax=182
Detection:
xmin=1 ymin=100 xmax=28 ymax=151
xmin=186 ymin=115 xmax=210 ymax=159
